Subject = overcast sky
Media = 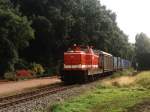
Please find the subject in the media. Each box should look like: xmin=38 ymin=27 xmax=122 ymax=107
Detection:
xmin=100 ymin=0 xmax=150 ymax=43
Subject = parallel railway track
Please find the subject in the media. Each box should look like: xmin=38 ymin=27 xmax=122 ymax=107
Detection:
xmin=0 ymin=71 xmax=138 ymax=110
xmin=0 ymin=83 xmax=75 ymax=109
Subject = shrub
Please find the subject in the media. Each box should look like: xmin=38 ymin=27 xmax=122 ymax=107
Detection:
xmin=110 ymin=68 xmax=134 ymax=78
xmin=4 ymin=72 xmax=17 ymax=81
xmin=30 ymin=63 xmax=45 ymax=77
xmin=135 ymin=71 xmax=150 ymax=88
xmin=16 ymin=69 xmax=32 ymax=80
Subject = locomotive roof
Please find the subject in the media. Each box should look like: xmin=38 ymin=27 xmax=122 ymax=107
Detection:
xmin=99 ymin=51 xmax=112 ymax=56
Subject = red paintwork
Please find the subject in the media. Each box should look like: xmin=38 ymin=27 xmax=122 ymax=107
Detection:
xmin=64 ymin=45 xmax=99 ymax=70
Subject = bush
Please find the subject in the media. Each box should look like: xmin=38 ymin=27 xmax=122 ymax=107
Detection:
xmin=135 ymin=71 xmax=150 ymax=88
xmin=110 ymin=68 xmax=134 ymax=78
xmin=4 ymin=69 xmax=34 ymax=81
xmin=16 ymin=69 xmax=33 ymax=80
xmin=30 ymin=63 xmax=45 ymax=77
xmin=4 ymin=72 xmax=17 ymax=81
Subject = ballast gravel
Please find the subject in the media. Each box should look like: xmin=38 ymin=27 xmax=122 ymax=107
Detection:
xmin=0 ymin=81 xmax=99 ymax=112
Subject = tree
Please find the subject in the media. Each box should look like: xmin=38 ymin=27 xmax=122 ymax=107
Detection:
xmin=22 ymin=16 xmax=53 ymax=65
xmin=8 ymin=0 xmax=133 ymax=73
xmin=135 ymin=33 xmax=150 ymax=70
xmin=0 ymin=3 xmax=34 ymax=76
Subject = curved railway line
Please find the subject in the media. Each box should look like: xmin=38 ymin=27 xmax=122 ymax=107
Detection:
xmin=0 ymin=83 xmax=75 ymax=110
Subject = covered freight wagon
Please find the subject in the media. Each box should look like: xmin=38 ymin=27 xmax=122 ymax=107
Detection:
xmin=117 ymin=57 xmax=122 ymax=70
xmin=99 ymin=51 xmax=113 ymax=72
xmin=113 ymin=57 xmax=118 ymax=71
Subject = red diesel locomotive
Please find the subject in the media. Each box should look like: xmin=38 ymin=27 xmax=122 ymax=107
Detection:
xmin=61 ymin=45 xmax=115 ymax=83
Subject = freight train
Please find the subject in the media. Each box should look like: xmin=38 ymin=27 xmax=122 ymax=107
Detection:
xmin=60 ymin=45 xmax=131 ymax=83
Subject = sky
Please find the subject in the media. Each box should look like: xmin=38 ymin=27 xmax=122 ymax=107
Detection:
xmin=100 ymin=0 xmax=150 ymax=43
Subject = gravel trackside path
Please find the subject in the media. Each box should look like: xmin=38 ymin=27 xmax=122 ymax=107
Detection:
xmin=0 ymin=77 xmax=61 ymax=96
xmin=0 ymin=81 xmax=98 ymax=112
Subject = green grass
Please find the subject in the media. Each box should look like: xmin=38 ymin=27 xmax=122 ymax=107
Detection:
xmin=110 ymin=68 xmax=134 ymax=78
xmin=135 ymin=71 xmax=150 ymax=88
xmin=51 ymin=88 xmax=150 ymax=112
xmin=48 ymin=70 xmax=150 ymax=112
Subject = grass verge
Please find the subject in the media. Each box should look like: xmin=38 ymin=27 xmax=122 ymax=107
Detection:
xmin=110 ymin=68 xmax=135 ymax=78
xmin=51 ymin=88 xmax=150 ymax=112
xmin=50 ymin=70 xmax=150 ymax=112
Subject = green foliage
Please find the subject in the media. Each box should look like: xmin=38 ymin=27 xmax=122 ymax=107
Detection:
xmin=30 ymin=63 xmax=45 ymax=77
xmin=0 ymin=0 xmax=134 ymax=76
xmin=0 ymin=9 xmax=34 ymax=49
xmin=4 ymin=72 xmax=17 ymax=81
xmin=135 ymin=33 xmax=150 ymax=70
xmin=135 ymin=71 xmax=150 ymax=89
xmin=0 ymin=37 xmax=18 ymax=73
xmin=0 ymin=3 xmax=34 ymax=76
xmin=110 ymin=68 xmax=134 ymax=78
xmin=135 ymin=33 xmax=150 ymax=54
xmin=12 ymin=0 xmax=133 ymax=66
xmin=0 ymin=0 xmax=12 ymax=9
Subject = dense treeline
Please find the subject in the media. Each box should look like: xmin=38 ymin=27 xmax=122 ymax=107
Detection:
xmin=0 ymin=0 xmax=134 ymax=76
xmin=0 ymin=0 xmax=34 ymax=76
xmin=135 ymin=33 xmax=150 ymax=70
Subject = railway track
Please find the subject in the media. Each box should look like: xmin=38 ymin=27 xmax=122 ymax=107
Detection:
xmin=0 ymin=83 xmax=75 ymax=110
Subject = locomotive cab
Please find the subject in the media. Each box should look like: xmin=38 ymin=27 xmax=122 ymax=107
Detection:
xmin=61 ymin=45 xmax=99 ymax=83
xmin=64 ymin=45 xmax=99 ymax=70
